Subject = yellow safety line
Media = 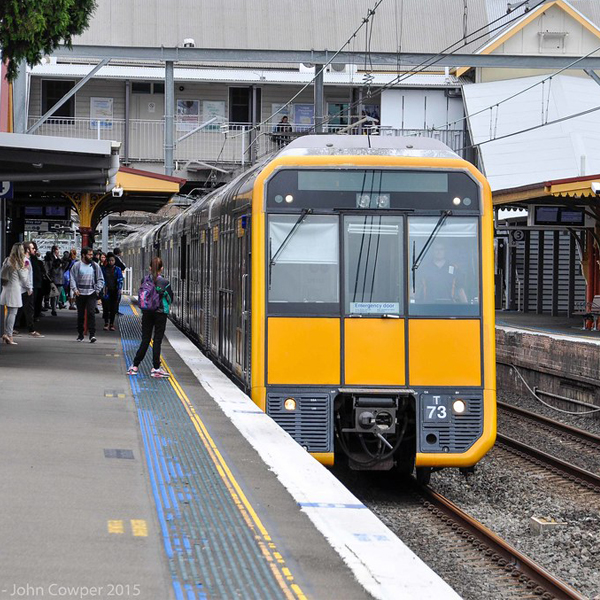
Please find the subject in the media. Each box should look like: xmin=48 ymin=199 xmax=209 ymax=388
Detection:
xmin=129 ymin=304 xmax=307 ymax=600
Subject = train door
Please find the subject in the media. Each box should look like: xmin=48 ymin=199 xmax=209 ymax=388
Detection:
xmin=238 ymin=216 xmax=251 ymax=383
xmin=218 ymin=225 xmax=233 ymax=367
xmin=210 ymin=224 xmax=219 ymax=354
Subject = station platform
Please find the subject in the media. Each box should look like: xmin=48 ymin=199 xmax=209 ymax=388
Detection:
xmin=0 ymin=300 xmax=459 ymax=600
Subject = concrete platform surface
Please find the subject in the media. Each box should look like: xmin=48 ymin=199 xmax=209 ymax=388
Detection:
xmin=0 ymin=302 xmax=460 ymax=600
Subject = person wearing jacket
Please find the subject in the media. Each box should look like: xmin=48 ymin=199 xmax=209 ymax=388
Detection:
xmin=101 ymin=252 xmax=123 ymax=331
xmin=127 ymin=256 xmax=173 ymax=378
xmin=1 ymin=243 xmax=31 ymax=345
xmin=70 ymin=246 xmax=105 ymax=343
xmin=48 ymin=245 xmax=64 ymax=316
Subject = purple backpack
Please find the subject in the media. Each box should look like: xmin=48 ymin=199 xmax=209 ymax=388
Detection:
xmin=138 ymin=275 xmax=161 ymax=311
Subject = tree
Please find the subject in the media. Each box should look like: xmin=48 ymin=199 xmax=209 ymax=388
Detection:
xmin=1 ymin=0 xmax=97 ymax=81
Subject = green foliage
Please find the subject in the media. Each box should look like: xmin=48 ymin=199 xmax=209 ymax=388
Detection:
xmin=1 ymin=0 xmax=97 ymax=81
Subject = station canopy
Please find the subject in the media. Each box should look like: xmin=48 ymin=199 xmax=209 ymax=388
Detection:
xmin=0 ymin=132 xmax=119 ymax=193
xmin=463 ymin=74 xmax=600 ymax=195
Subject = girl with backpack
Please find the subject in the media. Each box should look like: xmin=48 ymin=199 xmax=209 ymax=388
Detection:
xmin=127 ymin=257 xmax=173 ymax=378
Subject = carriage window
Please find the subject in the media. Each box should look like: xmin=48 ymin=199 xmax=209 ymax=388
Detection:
xmin=408 ymin=217 xmax=480 ymax=316
xmin=344 ymin=215 xmax=403 ymax=315
xmin=268 ymin=214 xmax=339 ymax=314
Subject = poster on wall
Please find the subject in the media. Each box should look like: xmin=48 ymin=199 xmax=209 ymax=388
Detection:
xmin=294 ymin=104 xmax=314 ymax=131
xmin=176 ymin=100 xmax=200 ymax=132
xmin=90 ymin=97 xmax=113 ymax=130
xmin=202 ymin=100 xmax=226 ymax=130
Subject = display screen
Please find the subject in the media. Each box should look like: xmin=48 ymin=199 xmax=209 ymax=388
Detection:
xmin=267 ymin=169 xmax=479 ymax=212
xmin=24 ymin=206 xmax=43 ymax=216
xmin=534 ymin=206 xmax=585 ymax=226
xmin=45 ymin=206 xmax=67 ymax=217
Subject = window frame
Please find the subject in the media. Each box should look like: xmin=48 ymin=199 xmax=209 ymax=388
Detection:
xmin=41 ymin=79 xmax=76 ymax=120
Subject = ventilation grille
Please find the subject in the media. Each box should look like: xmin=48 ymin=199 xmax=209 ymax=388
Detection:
xmin=267 ymin=394 xmax=332 ymax=453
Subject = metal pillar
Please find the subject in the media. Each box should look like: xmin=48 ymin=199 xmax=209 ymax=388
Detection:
xmin=13 ymin=61 xmax=28 ymax=133
xmin=164 ymin=61 xmax=175 ymax=176
xmin=124 ymin=80 xmax=131 ymax=164
xmin=102 ymin=216 xmax=109 ymax=252
xmin=250 ymin=85 xmax=258 ymax=163
xmin=314 ymin=65 xmax=324 ymax=133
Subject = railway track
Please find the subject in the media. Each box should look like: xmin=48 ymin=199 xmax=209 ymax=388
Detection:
xmin=415 ymin=484 xmax=586 ymax=600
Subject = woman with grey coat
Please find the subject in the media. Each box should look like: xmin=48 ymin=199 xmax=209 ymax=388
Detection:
xmin=1 ymin=243 xmax=31 ymax=345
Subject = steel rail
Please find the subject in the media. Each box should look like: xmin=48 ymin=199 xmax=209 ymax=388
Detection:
xmin=498 ymin=401 xmax=600 ymax=447
xmin=419 ymin=486 xmax=587 ymax=600
xmin=496 ymin=434 xmax=600 ymax=491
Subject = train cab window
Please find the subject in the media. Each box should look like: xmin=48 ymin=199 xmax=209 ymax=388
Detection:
xmin=268 ymin=214 xmax=339 ymax=314
xmin=344 ymin=215 xmax=403 ymax=316
xmin=408 ymin=217 xmax=480 ymax=316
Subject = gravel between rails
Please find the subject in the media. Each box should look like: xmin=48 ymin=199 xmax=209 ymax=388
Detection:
xmin=337 ymin=389 xmax=600 ymax=600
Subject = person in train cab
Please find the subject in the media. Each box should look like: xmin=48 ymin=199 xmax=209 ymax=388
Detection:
xmin=48 ymin=245 xmax=64 ymax=316
xmin=101 ymin=252 xmax=123 ymax=331
xmin=273 ymin=115 xmax=292 ymax=147
xmin=127 ymin=256 xmax=173 ymax=378
xmin=16 ymin=241 xmax=44 ymax=338
xmin=70 ymin=246 xmax=105 ymax=343
xmin=1 ymin=243 xmax=31 ymax=345
xmin=418 ymin=242 xmax=468 ymax=304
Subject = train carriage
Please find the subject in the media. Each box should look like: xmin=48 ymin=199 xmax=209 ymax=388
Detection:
xmin=123 ymin=135 xmax=496 ymax=481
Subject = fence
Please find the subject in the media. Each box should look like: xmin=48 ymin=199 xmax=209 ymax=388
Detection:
xmin=27 ymin=117 xmax=467 ymax=166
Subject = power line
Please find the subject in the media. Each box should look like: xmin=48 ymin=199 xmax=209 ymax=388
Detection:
xmin=434 ymin=42 xmax=600 ymax=132
xmin=230 ymin=0 xmax=389 ymax=140
xmin=316 ymin=0 xmax=549 ymax=133
xmin=459 ymin=102 xmax=600 ymax=151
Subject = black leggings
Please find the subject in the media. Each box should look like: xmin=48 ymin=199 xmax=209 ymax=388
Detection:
xmin=133 ymin=310 xmax=167 ymax=369
xmin=102 ymin=289 xmax=120 ymax=324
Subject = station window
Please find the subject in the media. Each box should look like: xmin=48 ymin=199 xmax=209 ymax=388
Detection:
xmin=132 ymin=82 xmax=164 ymax=94
xmin=41 ymin=80 xmax=75 ymax=118
xmin=268 ymin=214 xmax=339 ymax=314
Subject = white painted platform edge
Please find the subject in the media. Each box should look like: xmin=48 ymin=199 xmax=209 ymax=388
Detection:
xmin=496 ymin=324 xmax=600 ymax=347
xmin=165 ymin=323 xmax=461 ymax=600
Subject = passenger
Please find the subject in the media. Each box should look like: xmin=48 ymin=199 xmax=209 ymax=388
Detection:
xmin=16 ymin=241 xmax=43 ymax=337
xmin=64 ymin=248 xmax=78 ymax=310
xmin=30 ymin=242 xmax=45 ymax=320
xmin=48 ymin=245 xmax=64 ymax=316
xmin=0 ymin=243 xmax=31 ymax=345
xmin=273 ymin=115 xmax=292 ymax=147
xmin=70 ymin=246 xmax=105 ymax=343
xmin=113 ymin=247 xmax=126 ymax=271
xmin=101 ymin=252 xmax=123 ymax=331
xmin=43 ymin=251 xmax=53 ymax=310
xmin=418 ymin=242 xmax=467 ymax=304
xmin=99 ymin=252 xmax=107 ymax=267
xmin=127 ymin=257 xmax=173 ymax=378
xmin=92 ymin=250 xmax=101 ymax=263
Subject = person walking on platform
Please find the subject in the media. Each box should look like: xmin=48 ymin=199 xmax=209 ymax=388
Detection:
xmin=48 ymin=246 xmax=64 ymax=316
xmin=1 ymin=243 xmax=31 ymax=345
xmin=101 ymin=252 xmax=123 ymax=331
xmin=128 ymin=257 xmax=173 ymax=378
xmin=30 ymin=242 xmax=45 ymax=320
xmin=64 ymin=248 xmax=78 ymax=310
xmin=70 ymin=246 xmax=104 ymax=343
xmin=16 ymin=241 xmax=43 ymax=338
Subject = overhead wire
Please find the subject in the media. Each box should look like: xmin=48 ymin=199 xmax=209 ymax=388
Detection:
xmin=317 ymin=0 xmax=550 ymax=134
xmin=433 ymin=41 xmax=600 ymax=133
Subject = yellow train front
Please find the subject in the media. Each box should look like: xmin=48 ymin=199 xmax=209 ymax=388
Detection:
xmin=250 ymin=136 xmax=496 ymax=479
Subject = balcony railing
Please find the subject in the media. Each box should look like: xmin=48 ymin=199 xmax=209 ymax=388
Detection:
xmin=27 ymin=117 xmax=467 ymax=166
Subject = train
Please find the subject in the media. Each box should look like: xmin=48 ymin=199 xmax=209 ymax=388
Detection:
xmin=121 ymin=135 xmax=496 ymax=483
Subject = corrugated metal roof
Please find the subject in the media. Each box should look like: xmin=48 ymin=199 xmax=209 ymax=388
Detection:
xmin=30 ymin=63 xmax=467 ymax=87
xmin=71 ymin=0 xmax=599 ymax=55
xmin=463 ymin=74 xmax=600 ymax=192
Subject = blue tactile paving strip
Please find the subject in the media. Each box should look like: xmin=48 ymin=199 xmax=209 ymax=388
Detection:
xmin=119 ymin=304 xmax=292 ymax=600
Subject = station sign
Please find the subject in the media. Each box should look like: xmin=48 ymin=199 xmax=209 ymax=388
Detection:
xmin=25 ymin=219 xmax=71 ymax=232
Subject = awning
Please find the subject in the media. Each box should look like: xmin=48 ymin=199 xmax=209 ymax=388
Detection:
xmin=0 ymin=132 xmax=120 ymax=193
xmin=493 ymin=174 xmax=600 ymax=205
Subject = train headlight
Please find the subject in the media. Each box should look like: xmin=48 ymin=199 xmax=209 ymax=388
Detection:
xmin=285 ymin=194 xmax=294 ymax=204
xmin=284 ymin=398 xmax=297 ymax=411
xmin=452 ymin=399 xmax=467 ymax=414
xmin=453 ymin=197 xmax=462 ymax=206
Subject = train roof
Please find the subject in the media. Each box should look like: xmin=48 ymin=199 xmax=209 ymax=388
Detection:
xmin=280 ymin=135 xmax=460 ymax=160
